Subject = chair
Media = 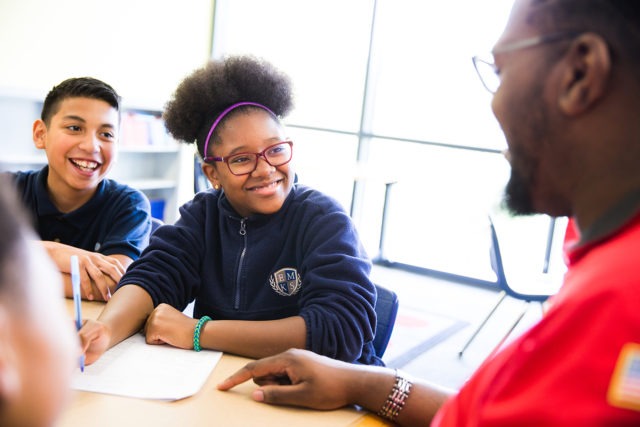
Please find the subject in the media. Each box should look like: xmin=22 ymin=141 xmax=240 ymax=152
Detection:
xmin=373 ymin=283 xmax=400 ymax=358
xmin=458 ymin=217 xmax=562 ymax=358
xmin=150 ymin=217 xmax=164 ymax=234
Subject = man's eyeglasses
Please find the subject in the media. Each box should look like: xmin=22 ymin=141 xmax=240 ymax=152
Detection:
xmin=472 ymin=32 xmax=581 ymax=93
xmin=205 ymin=141 xmax=293 ymax=176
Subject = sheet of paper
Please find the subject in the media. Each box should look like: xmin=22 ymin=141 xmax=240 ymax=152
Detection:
xmin=71 ymin=333 xmax=222 ymax=400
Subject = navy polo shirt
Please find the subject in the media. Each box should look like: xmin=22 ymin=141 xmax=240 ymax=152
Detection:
xmin=8 ymin=167 xmax=151 ymax=260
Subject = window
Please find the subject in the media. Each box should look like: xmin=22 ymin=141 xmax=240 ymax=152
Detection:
xmin=212 ymin=0 xmax=372 ymax=132
xmin=211 ymin=0 xmax=567 ymax=284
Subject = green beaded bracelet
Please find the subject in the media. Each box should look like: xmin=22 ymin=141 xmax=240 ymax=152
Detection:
xmin=193 ymin=315 xmax=212 ymax=352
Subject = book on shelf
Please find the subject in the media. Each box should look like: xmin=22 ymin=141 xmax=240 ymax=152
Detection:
xmin=120 ymin=111 xmax=171 ymax=147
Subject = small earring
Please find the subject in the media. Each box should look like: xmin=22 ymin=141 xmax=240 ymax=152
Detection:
xmin=213 ymin=184 xmax=220 ymax=190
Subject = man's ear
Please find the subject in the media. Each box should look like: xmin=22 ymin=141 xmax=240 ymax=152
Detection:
xmin=0 ymin=307 xmax=20 ymax=406
xmin=32 ymin=119 xmax=47 ymax=149
xmin=201 ymin=162 xmax=221 ymax=190
xmin=558 ymin=33 xmax=611 ymax=116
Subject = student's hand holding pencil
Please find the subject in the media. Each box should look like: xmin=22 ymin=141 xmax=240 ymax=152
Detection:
xmin=78 ymin=319 xmax=112 ymax=366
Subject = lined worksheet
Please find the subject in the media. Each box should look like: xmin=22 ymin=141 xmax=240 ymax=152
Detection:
xmin=71 ymin=333 xmax=222 ymax=400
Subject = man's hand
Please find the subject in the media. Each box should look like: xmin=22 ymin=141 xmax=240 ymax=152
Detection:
xmin=217 ymin=348 xmax=360 ymax=410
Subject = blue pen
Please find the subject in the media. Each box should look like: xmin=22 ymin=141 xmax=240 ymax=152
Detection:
xmin=71 ymin=255 xmax=85 ymax=372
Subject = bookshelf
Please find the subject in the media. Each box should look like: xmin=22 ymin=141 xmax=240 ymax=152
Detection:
xmin=0 ymin=90 xmax=191 ymax=223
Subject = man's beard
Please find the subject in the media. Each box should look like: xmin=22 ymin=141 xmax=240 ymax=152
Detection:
xmin=503 ymin=165 xmax=536 ymax=216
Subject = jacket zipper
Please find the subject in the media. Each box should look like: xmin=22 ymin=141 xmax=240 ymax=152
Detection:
xmin=234 ymin=219 xmax=247 ymax=310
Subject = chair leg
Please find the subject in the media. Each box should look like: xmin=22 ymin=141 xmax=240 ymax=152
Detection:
xmin=539 ymin=300 xmax=548 ymax=315
xmin=488 ymin=300 xmax=530 ymax=358
xmin=458 ymin=291 xmax=507 ymax=358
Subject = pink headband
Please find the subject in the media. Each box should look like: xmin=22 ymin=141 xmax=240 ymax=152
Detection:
xmin=202 ymin=101 xmax=277 ymax=162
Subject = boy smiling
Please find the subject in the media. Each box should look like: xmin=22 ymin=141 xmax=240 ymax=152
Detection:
xmin=6 ymin=77 xmax=151 ymax=301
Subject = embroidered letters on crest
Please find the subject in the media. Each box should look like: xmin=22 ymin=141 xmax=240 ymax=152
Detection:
xmin=269 ymin=267 xmax=302 ymax=297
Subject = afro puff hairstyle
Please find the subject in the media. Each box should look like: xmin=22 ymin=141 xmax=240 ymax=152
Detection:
xmin=163 ymin=55 xmax=294 ymax=158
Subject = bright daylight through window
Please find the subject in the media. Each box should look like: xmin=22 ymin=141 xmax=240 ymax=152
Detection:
xmin=211 ymin=0 xmax=567 ymax=285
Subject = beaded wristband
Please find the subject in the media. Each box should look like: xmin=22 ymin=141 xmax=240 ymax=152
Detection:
xmin=193 ymin=315 xmax=212 ymax=352
xmin=377 ymin=369 xmax=413 ymax=422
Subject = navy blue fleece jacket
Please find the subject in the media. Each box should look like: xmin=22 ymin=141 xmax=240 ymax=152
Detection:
xmin=118 ymin=184 xmax=381 ymax=365
xmin=7 ymin=167 xmax=150 ymax=259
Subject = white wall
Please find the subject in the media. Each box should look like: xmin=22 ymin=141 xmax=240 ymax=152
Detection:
xmin=0 ymin=0 xmax=214 ymax=108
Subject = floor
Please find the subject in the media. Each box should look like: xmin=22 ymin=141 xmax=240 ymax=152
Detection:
xmin=370 ymin=264 xmax=544 ymax=391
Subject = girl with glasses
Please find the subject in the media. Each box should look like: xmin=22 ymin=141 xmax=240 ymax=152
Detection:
xmin=79 ymin=55 xmax=381 ymax=367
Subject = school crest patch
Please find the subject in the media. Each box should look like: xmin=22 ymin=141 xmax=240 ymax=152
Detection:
xmin=269 ymin=268 xmax=302 ymax=297
xmin=607 ymin=342 xmax=640 ymax=412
